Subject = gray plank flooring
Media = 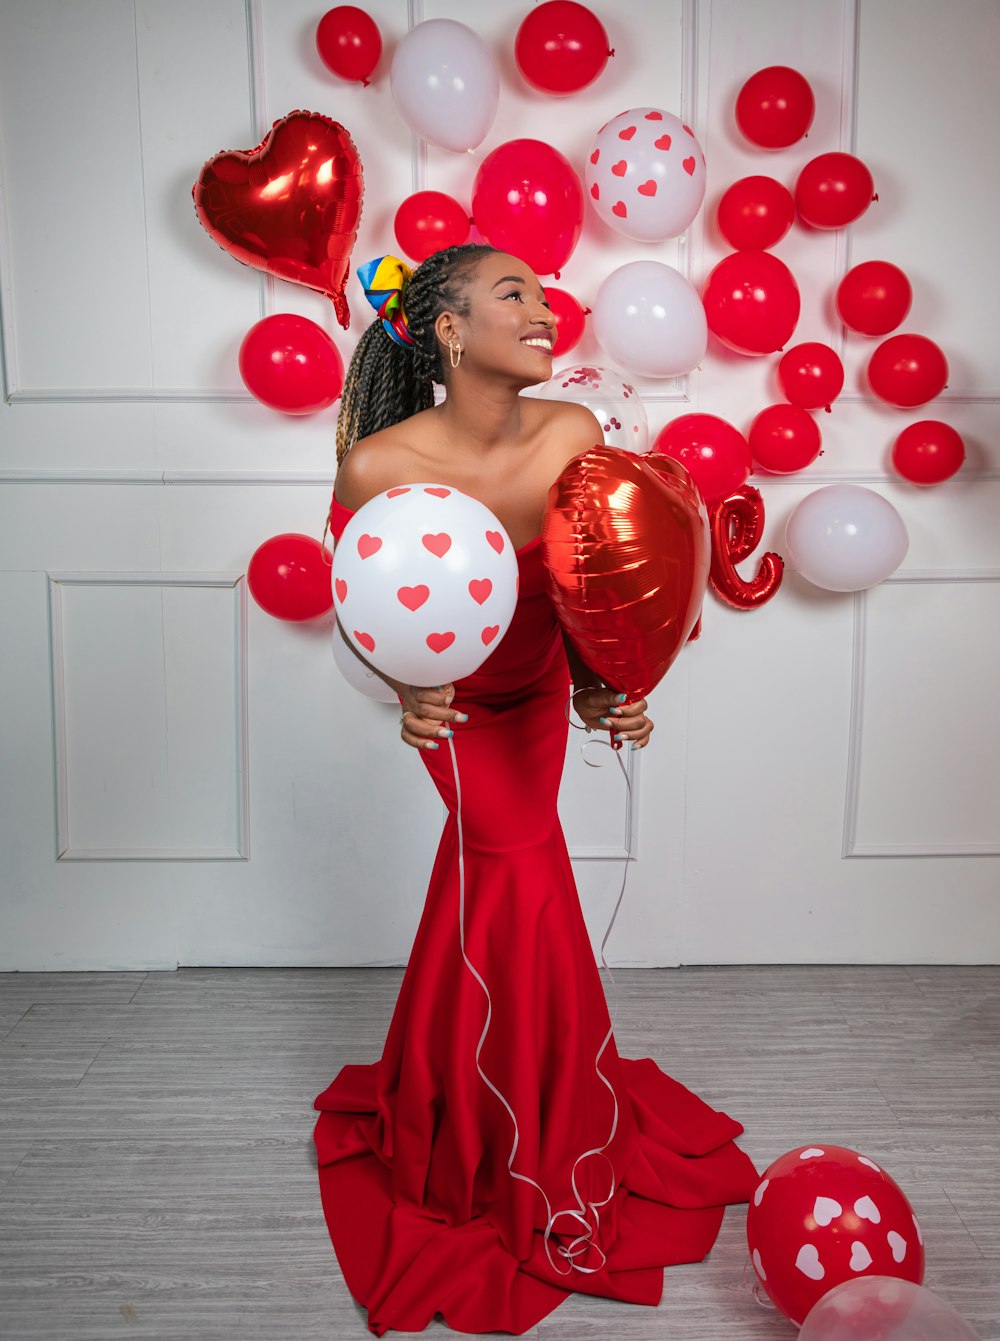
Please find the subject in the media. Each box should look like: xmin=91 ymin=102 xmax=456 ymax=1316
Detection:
xmin=0 ymin=965 xmax=997 ymax=1340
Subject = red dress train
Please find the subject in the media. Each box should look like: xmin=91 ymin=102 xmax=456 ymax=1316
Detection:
xmin=313 ymin=494 xmax=759 ymax=1335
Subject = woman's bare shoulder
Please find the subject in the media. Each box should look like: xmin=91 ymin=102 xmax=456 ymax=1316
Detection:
xmin=333 ymin=416 xmax=434 ymax=509
xmin=526 ymin=395 xmax=605 ymax=469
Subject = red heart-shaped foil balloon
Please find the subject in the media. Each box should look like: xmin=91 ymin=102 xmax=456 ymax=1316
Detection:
xmin=542 ymin=446 xmax=710 ymax=701
xmin=192 ymin=110 xmax=363 ymax=329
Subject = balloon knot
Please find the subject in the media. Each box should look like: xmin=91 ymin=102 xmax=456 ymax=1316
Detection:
xmin=554 ymin=270 xmax=561 ymax=280
xmin=873 ymin=193 xmax=879 ymax=201
xmin=361 ymin=78 xmax=370 ymax=88
xmin=608 ymin=48 xmax=616 ymax=57
xmin=468 ymin=215 xmax=475 ymax=225
xmin=824 ymin=404 xmax=832 ymax=413
xmin=583 ymin=306 xmax=592 ymax=315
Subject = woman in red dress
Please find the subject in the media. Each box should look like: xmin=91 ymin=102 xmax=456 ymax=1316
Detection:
xmin=313 ymin=244 xmax=759 ymax=1335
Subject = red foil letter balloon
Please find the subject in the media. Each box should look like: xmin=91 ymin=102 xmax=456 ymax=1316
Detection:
xmin=746 ymin=1144 xmax=925 ymax=1327
xmin=541 ymin=446 xmax=709 ymax=708
xmin=708 ymin=486 xmax=784 ymax=608
xmin=192 ymin=110 xmax=364 ymax=329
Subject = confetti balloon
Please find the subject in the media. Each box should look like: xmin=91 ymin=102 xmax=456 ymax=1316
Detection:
xmin=524 ymin=363 xmax=649 ymax=453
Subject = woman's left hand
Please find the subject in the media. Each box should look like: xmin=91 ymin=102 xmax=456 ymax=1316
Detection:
xmin=572 ymin=687 xmax=654 ymax=749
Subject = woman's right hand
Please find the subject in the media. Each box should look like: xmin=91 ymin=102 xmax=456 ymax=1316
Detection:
xmin=395 ymin=682 xmax=468 ymax=751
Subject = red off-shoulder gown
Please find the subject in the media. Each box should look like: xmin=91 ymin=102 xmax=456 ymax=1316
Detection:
xmin=313 ymin=492 xmax=759 ymax=1335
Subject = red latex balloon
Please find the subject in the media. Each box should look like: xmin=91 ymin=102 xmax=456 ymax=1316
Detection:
xmin=891 ymin=420 xmax=965 ymax=484
xmin=316 ymin=7 xmax=382 ymax=86
xmin=514 ymin=1 xmax=612 ymax=95
xmin=248 ymin=533 xmax=335 ymax=621
xmin=708 ymin=486 xmax=784 ymax=608
xmin=836 ymin=260 xmax=912 ymax=336
xmin=652 ymin=414 xmax=752 ymax=506
xmin=749 ymin=404 xmax=822 ymax=473
xmin=471 ymin=139 xmax=584 ymax=277
xmin=394 ymin=191 xmax=470 ymax=262
xmin=867 ymin=334 xmax=948 ymax=407
xmin=192 ymin=110 xmax=364 ymax=329
xmin=541 ymin=446 xmax=709 ymax=705
xmin=702 ymin=251 xmax=801 ymax=357
xmin=746 ymin=1144 xmax=925 ymax=1326
xmin=717 ymin=176 xmax=795 ymax=251
xmin=238 ymin=314 xmax=344 ymax=415
xmin=543 ymin=286 xmax=588 ymax=355
xmin=777 ymin=343 xmax=844 ymax=411
xmin=735 ymin=66 xmax=815 ymax=148
xmin=795 ymin=152 xmax=876 ymax=230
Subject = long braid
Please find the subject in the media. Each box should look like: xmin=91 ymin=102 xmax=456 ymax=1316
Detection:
xmin=334 ymin=243 xmax=499 ymax=466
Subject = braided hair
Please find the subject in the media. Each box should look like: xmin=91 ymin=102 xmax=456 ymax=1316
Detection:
xmin=335 ymin=243 xmax=499 ymax=466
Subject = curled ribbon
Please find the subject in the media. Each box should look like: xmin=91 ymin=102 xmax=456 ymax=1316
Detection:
xmin=446 ymin=732 xmax=629 ymax=1276
xmin=357 ymin=253 xmax=415 ymax=347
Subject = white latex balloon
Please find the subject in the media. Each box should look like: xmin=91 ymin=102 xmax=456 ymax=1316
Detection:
xmin=784 ymin=485 xmax=909 ymax=592
xmin=332 ymin=484 xmax=518 ymax=685
xmin=800 ymin=1277 xmax=982 ymax=1341
xmin=593 ymin=261 xmax=707 ymax=377
xmin=389 ymin=19 xmax=499 ymax=153
xmin=586 ymin=107 xmax=707 ymax=241
xmin=523 ymin=364 xmax=649 ymax=453
xmin=331 ymin=616 xmax=398 ymax=703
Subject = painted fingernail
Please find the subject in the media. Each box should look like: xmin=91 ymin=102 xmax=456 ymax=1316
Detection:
xmin=599 ymin=716 xmax=612 ymax=725
xmin=613 ymin=732 xmax=625 ymax=741
xmin=425 ymin=740 xmax=439 ymax=749
xmin=630 ymin=742 xmax=639 ymax=750
xmin=610 ymin=706 xmax=622 ymax=716
xmin=454 ymin=712 xmax=469 ymax=722
xmin=616 ymin=693 xmax=627 ymax=703
xmin=438 ymin=728 xmax=453 ymax=739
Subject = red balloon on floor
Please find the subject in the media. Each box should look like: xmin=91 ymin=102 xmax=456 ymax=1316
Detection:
xmin=239 ymin=314 xmax=344 ymax=415
xmin=702 ymin=251 xmax=800 ymax=356
xmin=717 ymin=176 xmax=795 ymax=251
xmin=795 ymin=152 xmax=876 ymax=229
xmin=891 ymin=420 xmax=965 ymax=484
xmin=836 ymin=260 xmax=912 ymax=335
xmin=316 ymin=6 xmax=382 ymax=85
xmin=735 ymin=66 xmax=815 ymax=148
xmin=749 ymin=404 xmax=822 ymax=473
xmin=394 ymin=191 xmax=470 ymax=261
xmin=652 ymin=413 xmax=752 ymax=504
xmin=867 ymin=334 xmax=948 ymax=407
xmin=248 ymin=533 xmax=334 ymax=621
xmin=543 ymin=286 xmax=588 ymax=355
xmin=777 ymin=343 xmax=844 ymax=411
xmin=514 ymin=1 xmax=611 ymax=95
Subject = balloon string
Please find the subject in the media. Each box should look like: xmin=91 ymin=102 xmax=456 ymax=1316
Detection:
xmin=447 ymin=731 xmax=631 ymax=1276
xmin=742 ymin=1254 xmax=777 ymax=1310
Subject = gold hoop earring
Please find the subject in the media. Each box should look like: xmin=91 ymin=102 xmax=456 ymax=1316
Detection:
xmin=448 ymin=338 xmax=463 ymax=369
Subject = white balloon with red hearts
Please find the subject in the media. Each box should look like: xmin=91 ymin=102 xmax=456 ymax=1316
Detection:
xmin=585 ymin=107 xmax=707 ymax=241
xmin=331 ymin=484 xmax=519 ymax=686
xmin=523 ymin=363 xmax=650 ymax=453
xmin=330 ymin=615 xmax=399 ymax=703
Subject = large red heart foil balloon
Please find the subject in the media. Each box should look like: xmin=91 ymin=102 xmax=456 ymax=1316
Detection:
xmin=542 ymin=446 xmax=710 ymax=701
xmin=192 ymin=110 xmax=363 ymax=328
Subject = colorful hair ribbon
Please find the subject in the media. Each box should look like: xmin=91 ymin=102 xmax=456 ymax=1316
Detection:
xmin=357 ymin=254 xmax=415 ymax=347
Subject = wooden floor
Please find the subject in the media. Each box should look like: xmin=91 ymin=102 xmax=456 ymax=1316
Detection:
xmin=0 ymin=965 xmax=998 ymax=1340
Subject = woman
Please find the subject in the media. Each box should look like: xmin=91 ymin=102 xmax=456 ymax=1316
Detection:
xmin=313 ymin=244 xmax=758 ymax=1337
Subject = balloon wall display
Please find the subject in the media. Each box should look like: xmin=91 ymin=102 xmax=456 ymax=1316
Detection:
xmin=799 ymin=1277 xmax=983 ymax=1341
xmin=777 ymin=343 xmax=844 ymax=411
xmin=748 ymin=404 xmax=823 ymax=473
xmin=716 ymin=176 xmax=795 ymax=251
xmin=472 ymin=139 xmax=584 ymax=276
xmin=394 ymin=191 xmax=470 ymax=261
xmin=593 ymin=260 xmax=707 ymax=376
xmin=315 ymin=6 xmax=382 ymax=86
xmin=702 ymin=250 xmax=800 ymax=356
xmin=525 ymin=363 xmax=649 ymax=453
xmin=331 ymin=485 xmax=519 ymax=685
xmin=747 ymin=1144 xmax=925 ymax=1327
xmin=795 ymin=152 xmax=876 ymax=230
xmin=867 ymin=334 xmax=948 ymax=407
xmin=514 ymin=1 xmax=612 ymax=95
xmin=585 ymin=108 xmax=706 ymax=242
xmin=735 ymin=66 xmax=815 ymax=148
xmin=192 ymin=110 xmax=363 ymax=329
xmin=542 ymin=446 xmax=710 ymax=702
xmin=248 ymin=534 xmax=335 ymax=621
xmin=784 ymin=485 xmax=909 ymax=591
xmin=836 ymin=261 xmax=912 ymax=336
xmin=390 ymin=18 xmax=499 ymax=152
xmin=238 ymin=314 xmax=344 ymax=414
xmin=891 ymin=421 xmax=965 ymax=484
xmin=652 ymin=414 xmax=752 ymax=504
